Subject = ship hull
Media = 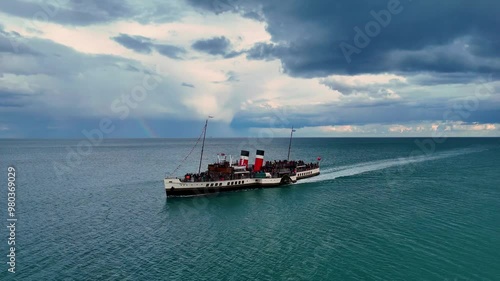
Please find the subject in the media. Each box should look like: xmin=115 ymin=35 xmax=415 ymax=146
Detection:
xmin=165 ymin=182 xmax=262 ymax=196
xmin=296 ymin=168 xmax=321 ymax=180
xmin=165 ymin=168 xmax=320 ymax=197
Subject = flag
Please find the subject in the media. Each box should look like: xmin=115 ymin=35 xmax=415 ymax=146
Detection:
xmin=317 ymin=157 xmax=322 ymax=161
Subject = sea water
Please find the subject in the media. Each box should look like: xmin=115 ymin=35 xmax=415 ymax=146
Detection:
xmin=0 ymin=138 xmax=499 ymax=280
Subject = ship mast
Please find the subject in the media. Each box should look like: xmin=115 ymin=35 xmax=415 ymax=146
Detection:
xmin=287 ymin=127 xmax=296 ymax=161
xmin=198 ymin=116 xmax=213 ymax=174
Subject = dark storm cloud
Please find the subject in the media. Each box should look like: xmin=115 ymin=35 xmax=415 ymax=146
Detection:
xmin=407 ymin=73 xmax=484 ymax=86
xmin=0 ymin=90 xmax=31 ymax=108
xmin=112 ymin=34 xmax=153 ymax=54
xmin=0 ymin=26 xmax=39 ymax=55
xmin=191 ymin=36 xmax=240 ymax=58
xmin=0 ymin=28 xmax=16 ymax=53
xmin=187 ymin=0 xmax=264 ymax=22
xmin=0 ymin=90 xmax=28 ymax=98
xmin=0 ymin=0 xmax=132 ymax=26
xmin=231 ymin=98 xmax=500 ymax=129
xmin=186 ymin=0 xmax=238 ymax=14
xmin=111 ymin=33 xmax=186 ymax=59
xmin=468 ymin=36 xmax=500 ymax=58
xmin=246 ymin=43 xmax=282 ymax=61
xmin=1 ymin=32 xmax=141 ymax=76
xmin=0 ymin=29 xmax=152 ymax=83
xmin=188 ymin=0 xmax=500 ymax=78
xmin=242 ymin=11 xmax=265 ymax=22
xmin=0 ymin=29 xmax=195 ymax=138
xmin=0 ymin=113 xmax=233 ymax=138
xmin=155 ymin=44 xmax=186 ymax=59
xmin=0 ymin=0 xmax=183 ymax=26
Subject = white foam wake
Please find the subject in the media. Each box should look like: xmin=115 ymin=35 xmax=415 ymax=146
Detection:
xmin=298 ymin=147 xmax=486 ymax=184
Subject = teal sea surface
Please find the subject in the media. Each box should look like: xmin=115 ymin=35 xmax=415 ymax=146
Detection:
xmin=0 ymin=138 xmax=499 ymax=280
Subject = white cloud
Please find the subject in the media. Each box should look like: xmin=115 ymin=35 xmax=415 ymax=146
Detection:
xmin=389 ymin=125 xmax=413 ymax=133
xmin=451 ymin=122 xmax=496 ymax=131
xmin=321 ymin=73 xmax=407 ymax=88
xmin=321 ymin=125 xmax=355 ymax=133
xmin=248 ymin=121 xmax=500 ymax=137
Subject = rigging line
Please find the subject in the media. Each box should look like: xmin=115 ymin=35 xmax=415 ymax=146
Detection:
xmin=167 ymin=127 xmax=205 ymax=178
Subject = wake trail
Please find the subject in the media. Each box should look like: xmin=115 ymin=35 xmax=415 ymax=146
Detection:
xmin=298 ymin=147 xmax=486 ymax=184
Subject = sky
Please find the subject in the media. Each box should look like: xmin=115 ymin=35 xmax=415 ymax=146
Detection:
xmin=0 ymin=0 xmax=499 ymax=138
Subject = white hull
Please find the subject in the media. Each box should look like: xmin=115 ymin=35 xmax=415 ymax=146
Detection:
xmin=165 ymin=168 xmax=320 ymax=196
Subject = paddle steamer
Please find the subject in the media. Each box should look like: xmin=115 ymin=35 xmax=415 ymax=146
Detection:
xmin=164 ymin=118 xmax=320 ymax=196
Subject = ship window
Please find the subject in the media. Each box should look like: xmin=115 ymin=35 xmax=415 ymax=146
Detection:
xmin=206 ymin=184 xmax=209 ymax=187
xmin=227 ymin=182 xmax=230 ymax=186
